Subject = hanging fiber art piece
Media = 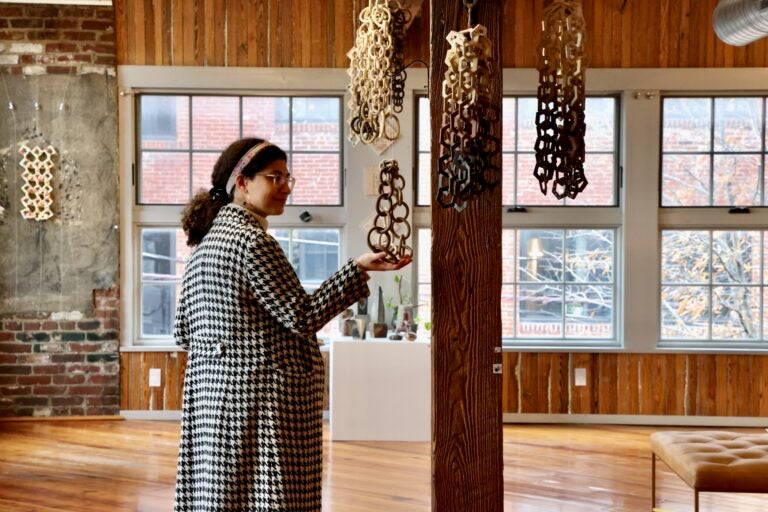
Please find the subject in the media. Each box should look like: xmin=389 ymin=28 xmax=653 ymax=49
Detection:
xmin=347 ymin=0 xmax=409 ymax=145
xmin=533 ymin=0 xmax=588 ymax=200
xmin=436 ymin=0 xmax=500 ymax=212
xmin=0 ymin=154 xmax=9 ymax=224
xmin=57 ymin=156 xmax=83 ymax=226
xmin=19 ymin=144 xmax=57 ymax=221
xmin=367 ymin=159 xmax=413 ymax=263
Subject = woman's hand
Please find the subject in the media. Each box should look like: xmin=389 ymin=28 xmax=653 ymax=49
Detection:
xmin=355 ymin=252 xmax=413 ymax=272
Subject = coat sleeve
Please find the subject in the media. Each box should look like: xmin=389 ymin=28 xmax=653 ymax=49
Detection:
xmin=247 ymin=231 xmax=370 ymax=335
xmin=173 ymin=293 xmax=190 ymax=351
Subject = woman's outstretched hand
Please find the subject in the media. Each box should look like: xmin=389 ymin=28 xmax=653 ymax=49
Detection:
xmin=355 ymin=252 xmax=412 ymax=272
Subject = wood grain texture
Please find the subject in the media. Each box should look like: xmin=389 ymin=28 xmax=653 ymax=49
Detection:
xmin=114 ymin=0 xmax=128 ymax=65
xmin=430 ymin=0 xmax=503 ymax=509
xmin=501 ymin=350 xmax=518 ymax=413
xmin=3 ymin=421 xmax=768 ymax=511
xmin=550 ymin=353 xmax=569 ymax=414
xmin=114 ymin=0 xmax=768 ymax=67
xmin=500 ymin=352 xmax=768 ymax=417
xmin=141 ymin=0 xmax=153 ymax=64
xmin=119 ymin=352 xmax=188 ymax=411
xmin=120 ymin=351 xmax=768 ymax=418
xmin=597 ymin=353 xmax=617 ymax=414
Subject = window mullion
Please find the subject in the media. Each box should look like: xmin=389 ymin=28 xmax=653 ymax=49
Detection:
xmin=623 ymin=89 xmax=661 ymax=352
xmin=188 ymin=95 xmax=193 ymax=200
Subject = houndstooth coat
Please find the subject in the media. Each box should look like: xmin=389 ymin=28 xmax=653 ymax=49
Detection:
xmin=173 ymin=204 xmax=370 ymax=511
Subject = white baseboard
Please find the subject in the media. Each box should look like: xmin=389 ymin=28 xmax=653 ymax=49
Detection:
xmin=120 ymin=410 xmax=182 ymax=420
xmin=503 ymin=413 xmax=768 ymax=428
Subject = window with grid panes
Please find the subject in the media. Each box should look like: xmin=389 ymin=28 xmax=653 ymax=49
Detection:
xmin=133 ymin=94 xmax=344 ymax=343
xmin=414 ymin=95 xmax=620 ymax=346
xmin=660 ymin=96 xmax=768 ymax=346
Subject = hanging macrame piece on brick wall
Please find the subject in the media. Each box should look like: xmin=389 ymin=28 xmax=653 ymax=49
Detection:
xmin=534 ymin=0 xmax=588 ymax=200
xmin=0 ymin=154 xmax=10 ymax=225
xmin=57 ymin=156 xmax=83 ymax=225
xmin=19 ymin=144 xmax=57 ymax=221
xmin=367 ymin=160 xmax=413 ymax=263
xmin=347 ymin=0 xmax=409 ymax=145
xmin=437 ymin=0 xmax=500 ymax=212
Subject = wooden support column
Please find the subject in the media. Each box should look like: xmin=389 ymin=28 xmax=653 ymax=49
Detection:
xmin=429 ymin=1 xmax=503 ymax=510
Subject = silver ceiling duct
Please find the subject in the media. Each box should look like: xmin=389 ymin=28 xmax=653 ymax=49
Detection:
xmin=713 ymin=0 xmax=768 ymax=46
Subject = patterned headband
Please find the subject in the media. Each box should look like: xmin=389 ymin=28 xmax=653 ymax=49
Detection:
xmin=225 ymin=141 xmax=273 ymax=195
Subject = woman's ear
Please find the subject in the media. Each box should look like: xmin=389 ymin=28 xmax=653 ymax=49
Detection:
xmin=235 ymin=173 xmax=248 ymax=192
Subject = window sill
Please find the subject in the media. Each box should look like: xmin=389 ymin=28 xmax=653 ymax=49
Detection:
xmin=119 ymin=345 xmax=184 ymax=352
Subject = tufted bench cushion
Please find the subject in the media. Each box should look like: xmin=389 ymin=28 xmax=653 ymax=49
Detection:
xmin=650 ymin=431 xmax=768 ymax=493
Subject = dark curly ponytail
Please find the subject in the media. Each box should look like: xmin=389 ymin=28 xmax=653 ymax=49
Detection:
xmin=181 ymin=137 xmax=287 ymax=246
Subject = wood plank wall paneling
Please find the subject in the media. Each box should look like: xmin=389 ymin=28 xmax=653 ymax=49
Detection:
xmin=120 ymin=351 xmax=768 ymax=417
xmin=501 ymin=353 xmax=768 ymax=417
xmin=119 ymin=352 xmax=187 ymax=411
xmin=114 ymin=0 xmax=768 ymax=67
xmin=119 ymin=351 xmax=328 ymax=411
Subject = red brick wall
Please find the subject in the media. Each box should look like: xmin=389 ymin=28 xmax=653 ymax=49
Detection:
xmin=139 ymin=96 xmax=342 ymax=205
xmin=0 ymin=3 xmax=115 ymax=75
xmin=0 ymin=288 xmax=120 ymax=417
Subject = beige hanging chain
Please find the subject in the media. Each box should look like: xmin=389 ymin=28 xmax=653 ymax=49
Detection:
xmin=436 ymin=12 xmax=501 ymax=212
xmin=19 ymin=144 xmax=57 ymax=221
xmin=534 ymin=0 xmax=588 ymax=200
xmin=347 ymin=0 xmax=409 ymax=145
xmin=367 ymin=160 xmax=412 ymax=263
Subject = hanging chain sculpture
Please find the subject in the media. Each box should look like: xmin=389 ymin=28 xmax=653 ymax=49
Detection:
xmin=19 ymin=144 xmax=57 ymax=221
xmin=0 ymin=154 xmax=9 ymax=224
xmin=347 ymin=0 xmax=409 ymax=145
xmin=436 ymin=0 xmax=501 ymax=212
xmin=58 ymin=156 xmax=83 ymax=225
xmin=533 ymin=0 xmax=588 ymax=200
xmin=367 ymin=160 xmax=413 ymax=263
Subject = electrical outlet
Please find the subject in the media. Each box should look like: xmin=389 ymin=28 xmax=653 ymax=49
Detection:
xmin=149 ymin=368 xmax=161 ymax=387
xmin=574 ymin=367 xmax=587 ymax=386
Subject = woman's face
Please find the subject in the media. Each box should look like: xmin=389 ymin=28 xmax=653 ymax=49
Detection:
xmin=239 ymin=159 xmax=293 ymax=217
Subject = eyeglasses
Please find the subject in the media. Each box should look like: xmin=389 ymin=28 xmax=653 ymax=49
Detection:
xmin=260 ymin=173 xmax=296 ymax=189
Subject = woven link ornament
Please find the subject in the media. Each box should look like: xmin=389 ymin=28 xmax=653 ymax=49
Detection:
xmin=367 ymin=160 xmax=412 ymax=263
xmin=19 ymin=144 xmax=57 ymax=221
xmin=347 ymin=0 xmax=409 ymax=145
xmin=437 ymin=24 xmax=500 ymax=212
xmin=533 ymin=0 xmax=588 ymax=200
xmin=58 ymin=156 xmax=83 ymax=226
xmin=0 ymin=154 xmax=9 ymax=225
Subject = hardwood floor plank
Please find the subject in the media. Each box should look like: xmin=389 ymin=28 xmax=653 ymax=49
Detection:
xmin=2 ymin=421 xmax=768 ymax=510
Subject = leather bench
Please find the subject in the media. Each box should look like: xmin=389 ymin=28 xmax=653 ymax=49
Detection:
xmin=650 ymin=431 xmax=768 ymax=511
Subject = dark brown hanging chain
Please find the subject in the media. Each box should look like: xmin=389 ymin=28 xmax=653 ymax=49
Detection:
xmin=388 ymin=6 xmax=407 ymax=114
xmin=367 ymin=160 xmax=413 ymax=263
xmin=533 ymin=0 xmax=588 ymax=200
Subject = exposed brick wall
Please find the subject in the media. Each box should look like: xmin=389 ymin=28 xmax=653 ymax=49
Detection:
xmin=139 ymin=96 xmax=342 ymax=205
xmin=0 ymin=3 xmax=115 ymax=75
xmin=0 ymin=288 xmax=120 ymax=417
xmin=0 ymin=3 xmax=119 ymax=417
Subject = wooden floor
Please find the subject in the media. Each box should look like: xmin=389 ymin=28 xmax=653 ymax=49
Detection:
xmin=1 ymin=421 xmax=768 ymax=511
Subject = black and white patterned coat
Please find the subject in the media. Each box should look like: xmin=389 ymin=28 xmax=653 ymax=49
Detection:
xmin=173 ymin=204 xmax=369 ymax=511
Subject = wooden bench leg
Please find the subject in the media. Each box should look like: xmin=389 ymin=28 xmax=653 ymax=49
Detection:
xmin=694 ymin=490 xmax=699 ymax=512
xmin=651 ymin=453 xmax=656 ymax=509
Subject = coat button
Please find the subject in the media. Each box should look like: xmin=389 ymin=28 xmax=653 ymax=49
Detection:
xmin=216 ymin=343 xmax=225 ymax=355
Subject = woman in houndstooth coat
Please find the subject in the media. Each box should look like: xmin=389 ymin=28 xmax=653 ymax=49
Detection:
xmin=173 ymin=138 xmax=410 ymax=511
